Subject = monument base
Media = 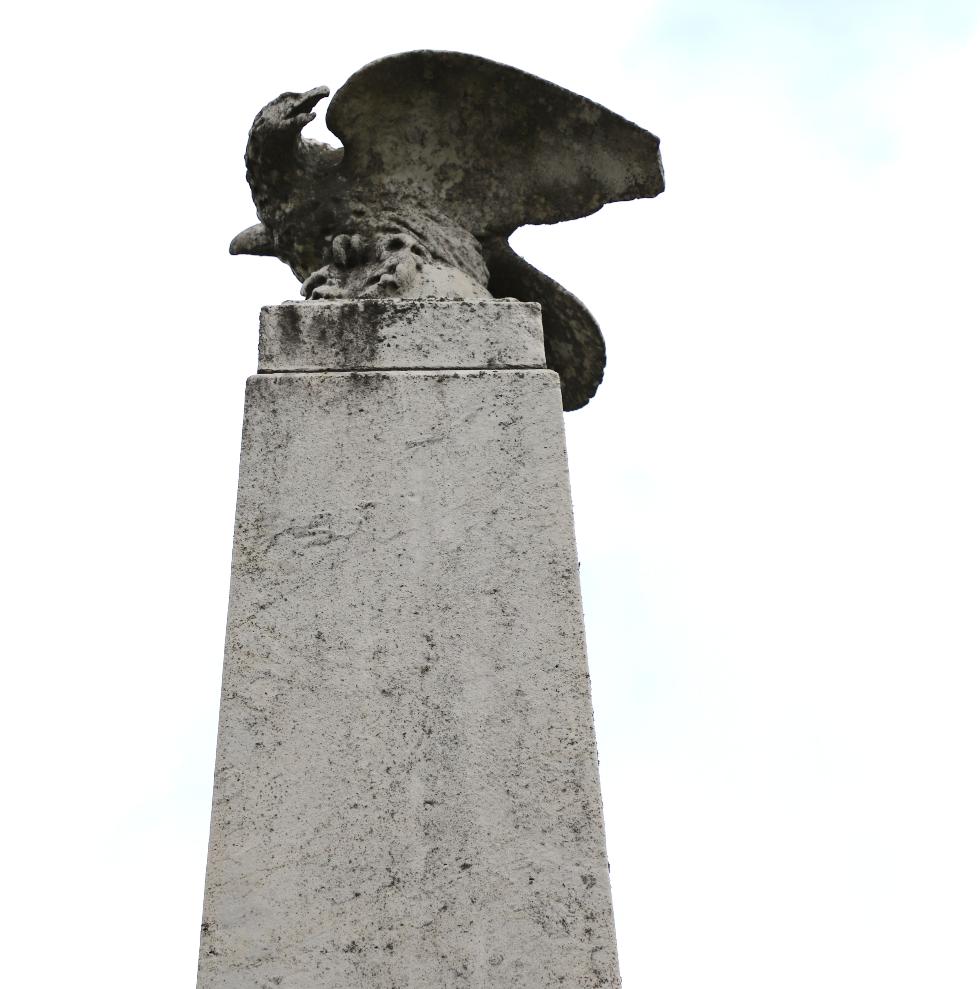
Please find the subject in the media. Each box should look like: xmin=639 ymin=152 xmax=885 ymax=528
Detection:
xmin=197 ymin=301 xmax=621 ymax=988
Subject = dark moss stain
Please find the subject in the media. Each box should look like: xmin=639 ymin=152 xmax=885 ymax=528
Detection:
xmin=329 ymin=306 xmax=385 ymax=363
xmin=279 ymin=305 xmax=302 ymax=349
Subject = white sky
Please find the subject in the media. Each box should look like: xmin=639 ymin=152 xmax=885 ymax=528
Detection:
xmin=2 ymin=2 xmax=978 ymax=986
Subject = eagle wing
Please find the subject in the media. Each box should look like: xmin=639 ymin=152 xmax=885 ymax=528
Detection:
xmin=482 ymin=238 xmax=606 ymax=411
xmin=325 ymin=50 xmax=664 ymax=237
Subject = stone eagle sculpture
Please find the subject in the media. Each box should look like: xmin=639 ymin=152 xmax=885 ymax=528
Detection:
xmin=231 ymin=51 xmax=664 ymax=410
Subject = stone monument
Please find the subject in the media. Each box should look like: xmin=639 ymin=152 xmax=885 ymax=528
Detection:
xmin=197 ymin=51 xmax=664 ymax=987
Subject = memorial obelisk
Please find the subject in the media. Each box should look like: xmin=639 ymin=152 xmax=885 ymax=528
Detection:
xmin=197 ymin=51 xmax=663 ymax=988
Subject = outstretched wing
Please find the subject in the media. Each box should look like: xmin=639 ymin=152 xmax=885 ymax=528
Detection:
xmin=483 ymin=238 xmax=605 ymax=411
xmin=325 ymin=50 xmax=664 ymax=237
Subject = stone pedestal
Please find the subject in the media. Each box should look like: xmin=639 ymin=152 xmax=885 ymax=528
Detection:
xmin=197 ymin=300 xmax=621 ymax=988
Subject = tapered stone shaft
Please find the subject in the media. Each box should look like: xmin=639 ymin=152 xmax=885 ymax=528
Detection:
xmin=197 ymin=300 xmax=621 ymax=988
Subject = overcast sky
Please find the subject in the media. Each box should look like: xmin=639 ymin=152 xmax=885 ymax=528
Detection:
xmin=2 ymin=2 xmax=978 ymax=987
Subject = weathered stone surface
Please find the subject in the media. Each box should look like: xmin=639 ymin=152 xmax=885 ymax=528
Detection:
xmin=259 ymin=299 xmax=544 ymax=372
xmin=197 ymin=302 xmax=621 ymax=988
xmin=229 ymin=50 xmax=666 ymax=410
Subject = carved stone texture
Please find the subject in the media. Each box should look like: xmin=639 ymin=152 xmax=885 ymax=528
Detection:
xmin=230 ymin=51 xmax=665 ymax=410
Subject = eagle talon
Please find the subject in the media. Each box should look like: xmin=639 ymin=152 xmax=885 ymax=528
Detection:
xmin=329 ymin=233 xmax=368 ymax=268
xmin=301 ymin=266 xmax=345 ymax=300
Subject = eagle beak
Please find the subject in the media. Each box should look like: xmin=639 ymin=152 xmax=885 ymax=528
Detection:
xmin=290 ymin=85 xmax=331 ymax=117
xmin=229 ymin=222 xmax=276 ymax=257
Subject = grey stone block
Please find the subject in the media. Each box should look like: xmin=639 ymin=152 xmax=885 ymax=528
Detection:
xmin=198 ymin=302 xmax=620 ymax=988
xmin=259 ymin=299 xmax=545 ymax=372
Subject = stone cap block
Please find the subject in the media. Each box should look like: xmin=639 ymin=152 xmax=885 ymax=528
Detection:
xmin=258 ymin=299 xmax=545 ymax=372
